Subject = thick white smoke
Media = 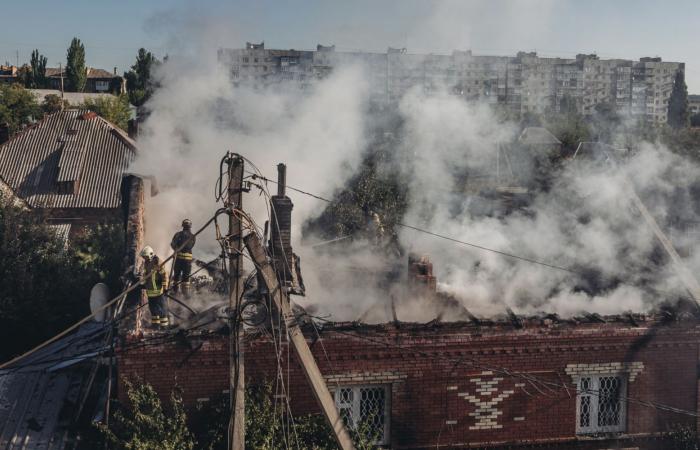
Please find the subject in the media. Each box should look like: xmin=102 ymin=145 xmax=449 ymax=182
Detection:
xmin=130 ymin=10 xmax=700 ymax=323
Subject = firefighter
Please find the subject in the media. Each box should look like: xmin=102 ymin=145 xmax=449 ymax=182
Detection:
xmin=140 ymin=245 xmax=170 ymax=329
xmin=171 ymin=219 xmax=196 ymax=299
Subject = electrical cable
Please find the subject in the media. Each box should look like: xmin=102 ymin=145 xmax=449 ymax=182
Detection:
xmin=0 ymin=208 xmax=228 ymax=371
xmin=304 ymin=312 xmax=700 ymax=418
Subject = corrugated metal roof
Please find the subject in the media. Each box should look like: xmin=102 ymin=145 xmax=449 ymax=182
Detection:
xmin=0 ymin=322 xmax=107 ymax=450
xmin=0 ymin=110 xmax=136 ymax=209
xmin=56 ymin=143 xmax=85 ymax=182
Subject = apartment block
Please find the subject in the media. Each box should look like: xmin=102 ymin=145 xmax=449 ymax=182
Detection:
xmin=218 ymin=43 xmax=684 ymax=124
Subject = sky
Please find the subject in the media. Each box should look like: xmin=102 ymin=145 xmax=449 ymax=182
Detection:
xmin=1 ymin=0 xmax=699 ymax=91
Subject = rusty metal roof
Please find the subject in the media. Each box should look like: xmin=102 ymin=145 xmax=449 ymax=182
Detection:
xmin=0 ymin=110 xmax=136 ymax=209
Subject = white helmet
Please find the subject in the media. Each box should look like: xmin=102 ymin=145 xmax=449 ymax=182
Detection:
xmin=140 ymin=245 xmax=155 ymax=259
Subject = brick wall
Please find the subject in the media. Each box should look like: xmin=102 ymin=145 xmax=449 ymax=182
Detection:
xmin=117 ymin=319 xmax=700 ymax=448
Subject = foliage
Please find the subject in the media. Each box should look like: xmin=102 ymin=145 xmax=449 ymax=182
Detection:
xmin=81 ymin=95 xmax=132 ymax=130
xmin=193 ymin=384 xmax=336 ymax=450
xmin=66 ymin=37 xmax=87 ymax=92
xmin=124 ymin=48 xmax=160 ymax=107
xmin=41 ymin=93 xmax=67 ymax=114
xmin=96 ymin=379 xmax=195 ymax=450
xmin=0 ymin=198 xmax=124 ymax=362
xmin=668 ymin=70 xmax=689 ymax=130
xmin=27 ymin=49 xmax=47 ymax=89
xmin=668 ymin=423 xmax=699 ymax=450
xmin=0 ymin=83 xmax=41 ymax=136
xmin=543 ymin=95 xmax=591 ymax=153
xmin=303 ymin=147 xmax=409 ymax=243
xmin=73 ymin=223 xmax=125 ymax=295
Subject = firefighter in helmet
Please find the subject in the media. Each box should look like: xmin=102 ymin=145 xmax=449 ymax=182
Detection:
xmin=171 ymin=219 xmax=196 ymax=298
xmin=139 ymin=245 xmax=169 ymax=328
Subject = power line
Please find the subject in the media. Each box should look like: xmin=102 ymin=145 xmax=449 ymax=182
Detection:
xmin=0 ymin=208 xmax=228 ymax=371
xmin=306 ymin=313 xmax=700 ymax=418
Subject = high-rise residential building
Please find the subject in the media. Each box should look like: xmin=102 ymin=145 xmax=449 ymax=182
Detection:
xmin=218 ymin=43 xmax=685 ymax=124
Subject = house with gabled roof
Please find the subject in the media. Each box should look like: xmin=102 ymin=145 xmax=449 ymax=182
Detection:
xmin=0 ymin=109 xmax=138 ymax=239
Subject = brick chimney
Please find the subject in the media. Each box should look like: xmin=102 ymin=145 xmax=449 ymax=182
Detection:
xmin=269 ymin=163 xmax=294 ymax=284
xmin=408 ymin=253 xmax=437 ymax=292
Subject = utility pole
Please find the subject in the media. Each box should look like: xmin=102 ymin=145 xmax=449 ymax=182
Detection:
xmin=226 ymin=154 xmax=245 ymax=450
xmin=59 ymin=63 xmax=64 ymax=104
xmin=245 ymin=232 xmax=356 ymax=450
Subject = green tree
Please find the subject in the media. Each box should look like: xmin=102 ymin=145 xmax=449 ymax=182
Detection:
xmin=41 ymin=93 xmax=67 ymax=114
xmin=0 ymin=83 xmax=41 ymax=136
xmin=124 ymin=48 xmax=159 ymax=107
xmin=97 ymin=379 xmax=195 ymax=450
xmin=27 ymin=49 xmax=47 ymax=89
xmin=668 ymin=70 xmax=689 ymax=129
xmin=0 ymin=197 xmax=124 ymax=362
xmin=543 ymin=95 xmax=590 ymax=154
xmin=66 ymin=37 xmax=87 ymax=92
xmin=81 ymin=95 xmax=132 ymax=131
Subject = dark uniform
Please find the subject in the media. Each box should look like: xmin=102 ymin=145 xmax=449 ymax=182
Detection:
xmin=143 ymin=256 xmax=169 ymax=328
xmin=171 ymin=229 xmax=195 ymax=297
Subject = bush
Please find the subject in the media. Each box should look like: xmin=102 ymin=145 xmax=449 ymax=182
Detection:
xmin=96 ymin=379 xmax=195 ymax=450
xmin=81 ymin=95 xmax=132 ymax=131
xmin=0 ymin=198 xmax=124 ymax=362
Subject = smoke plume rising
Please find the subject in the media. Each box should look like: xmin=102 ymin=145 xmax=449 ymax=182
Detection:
xmin=130 ymin=11 xmax=700 ymax=323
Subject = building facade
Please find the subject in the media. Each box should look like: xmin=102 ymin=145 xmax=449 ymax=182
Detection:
xmin=119 ymin=314 xmax=700 ymax=449
xmin=0 ymin=110 xmax=137 ymax=237
xmin=218 ymin=44 xmax=684 ymax=124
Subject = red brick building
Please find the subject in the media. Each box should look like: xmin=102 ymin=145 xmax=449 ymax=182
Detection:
xmin=118 ymin=311 xmax=700 ymax=449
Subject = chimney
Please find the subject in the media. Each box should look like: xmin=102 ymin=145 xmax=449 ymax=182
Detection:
xmin=0 ymin=123 xmax=9 ymax=145
xmin=127 ymin=119 xmax=139 ymax=139
xmin=408 ymin=253 xmax=437 ymax=292
xmin=269 ymin=163 xmax=295 ymax=284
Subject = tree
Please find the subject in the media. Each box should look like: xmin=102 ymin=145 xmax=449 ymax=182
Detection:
xmin=27 ymin=49 xmax=47 ymax=89
xmin=66 ymin=37 xmax=87 ymax=92
xmin=668 ymin=70 xmax=689 ymax=129
xmin=96 ymin=379 xmax=195 ymax=450
xmin=41 ymin=93 xmax=67 ymax=114
xmin=0 ymin=83 xmax=41 ymax=135
xmin=124 ymin=48 xmax=159 ymax=107
xmin=0 ymin=197 xmax=124 ymax=362
xmin=89 ymin=381 xmax=376 ymax=450
xmin=81 ymin=95 xmax=132 ymax=131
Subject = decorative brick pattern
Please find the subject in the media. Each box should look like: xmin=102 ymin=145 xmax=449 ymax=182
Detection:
xmin=565 ymin=362 xmax=644 ymax=382
xmin=325 ymin=371 xmax=407 ymax=385
xmin=459 ymin=371 xmax=517 ymax=430
xmin=118 ymin=322 xmax=700 ymax=449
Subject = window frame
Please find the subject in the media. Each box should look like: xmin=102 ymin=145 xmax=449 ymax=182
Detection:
xmin=575 ymin=374 xmax=627 ymax=434
xmin=333 ymin=384 xmax=391 ymax=446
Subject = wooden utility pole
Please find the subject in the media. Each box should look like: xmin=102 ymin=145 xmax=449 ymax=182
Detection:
xmin=244 ymin=232 xmax=356 ymax=450
xmin=227 ymin=154 xmax=245 ymax=450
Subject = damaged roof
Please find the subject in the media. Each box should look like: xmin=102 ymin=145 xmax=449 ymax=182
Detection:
xmin=0 ymin=322 xmax=107 ymax=450
xmin=0 ymin=110 xmax=136 ymax=209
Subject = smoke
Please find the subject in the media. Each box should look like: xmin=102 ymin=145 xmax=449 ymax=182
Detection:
xmin=394 ymin=91 xmax=700 ymax=318
xmin=130 ymin=10 xmax=700 ymax=324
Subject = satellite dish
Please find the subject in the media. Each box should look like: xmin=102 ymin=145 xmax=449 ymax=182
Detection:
xmin=89 ymin=283 xmax=110 ymax=322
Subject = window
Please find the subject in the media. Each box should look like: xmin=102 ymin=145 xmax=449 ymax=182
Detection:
xmin=576 ymin=375 xmax=626 ymax=434
xmin=95 ymin=80 xmax=110 ymax=91
xmin=334 ymin=385 xmax=390 ymax=445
